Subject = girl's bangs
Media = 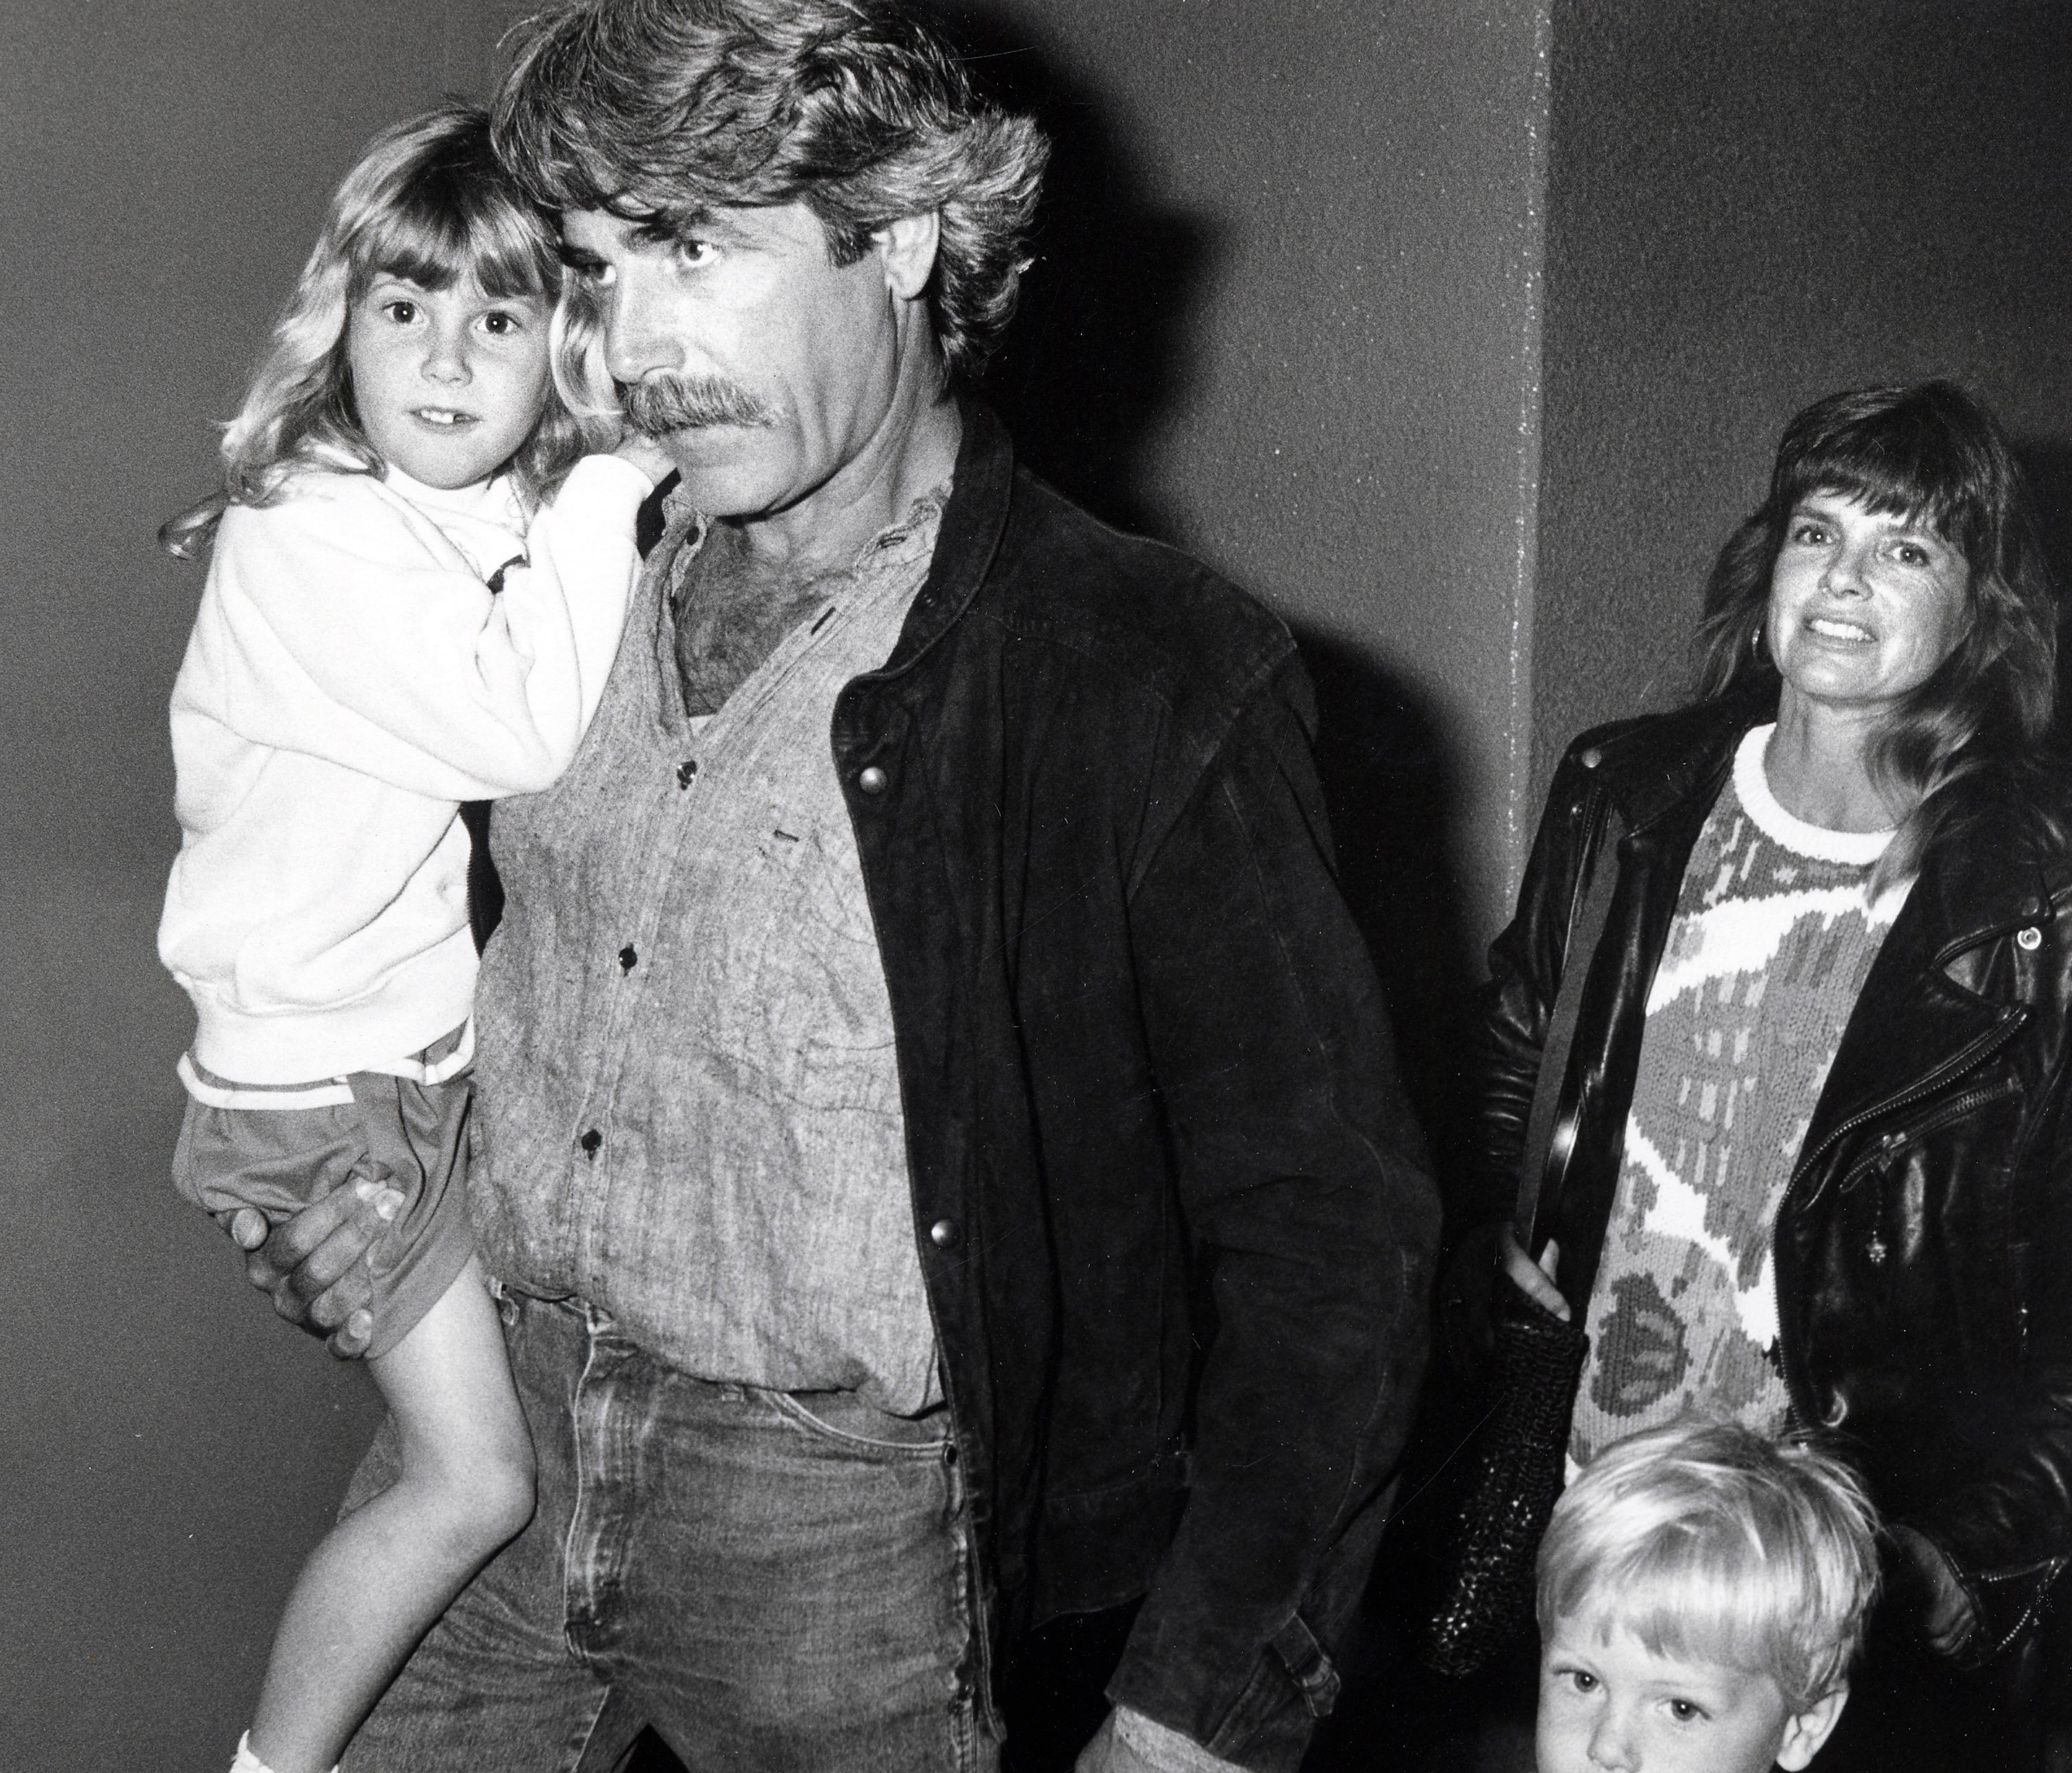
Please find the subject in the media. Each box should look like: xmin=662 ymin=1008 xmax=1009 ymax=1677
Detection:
xmin=348 ymin=187 xmax=560 ymax=302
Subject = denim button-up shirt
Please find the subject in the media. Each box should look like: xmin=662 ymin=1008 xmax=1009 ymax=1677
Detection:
xmin=471 ymin=488 xmax=946 ymax=1413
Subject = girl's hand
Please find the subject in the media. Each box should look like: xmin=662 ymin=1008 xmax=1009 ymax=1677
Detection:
xmin=1497 ymin=1226 xmax=1569 ymax=1321
xmin=611 ymin=432 xmax=675 ymax=485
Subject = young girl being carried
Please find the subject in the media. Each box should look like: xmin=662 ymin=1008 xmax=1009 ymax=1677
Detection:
xmin=157 ymin=102 xmax=666 ymax=1773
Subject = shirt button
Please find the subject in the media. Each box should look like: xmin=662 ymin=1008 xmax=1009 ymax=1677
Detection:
xmin=858 ymin=765 xmax=889 ymax=795
xmin=619 ymin=945 xmax=637 ymax=972
xmin=579 ymin=1129 xmax=602 ymax=1155
xmin=677 ymin=759 xmax=698 ymax=787
xmin=929 ymin=1218 xmax=958 ymax=1248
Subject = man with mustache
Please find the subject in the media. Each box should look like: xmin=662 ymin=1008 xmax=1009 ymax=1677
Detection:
xmin=240 ymin=3 xmax=1438 ymax=1768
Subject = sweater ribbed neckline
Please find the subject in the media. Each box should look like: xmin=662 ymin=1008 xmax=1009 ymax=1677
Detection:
xmin=1736 ymin=724 xmax=1894 ymax=867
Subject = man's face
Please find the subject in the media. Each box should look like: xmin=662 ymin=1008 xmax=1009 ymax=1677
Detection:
xmin=559 ymin=203 xmax=910 ymax=521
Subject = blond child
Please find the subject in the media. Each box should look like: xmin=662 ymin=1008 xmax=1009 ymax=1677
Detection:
xmin=158 ymin=102 xmax=664 ymax=1773
xmin=1534 ymin=1420 xmax=1881 ymax=1773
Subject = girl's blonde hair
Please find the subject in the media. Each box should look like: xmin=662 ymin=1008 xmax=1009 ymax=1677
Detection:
xmin=162 ymin=100 xmax=616 ymax=559
xmin=1537 ymin=1419 xmax=1883 ymax=1709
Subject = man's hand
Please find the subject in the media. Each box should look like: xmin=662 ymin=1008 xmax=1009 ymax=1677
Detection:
xmin=1075 ymin=1708 xmax=1243 ymax=1773
xmin=218 ymin=1177 xmax=401 ymax=1359
xmin=1073 ymin=1712 xmax=1162 ymax=1773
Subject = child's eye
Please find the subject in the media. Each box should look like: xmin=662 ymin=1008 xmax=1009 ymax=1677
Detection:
xmin=674 ymin=238 xmax=718 ymax=271
xmin=1788 ymin=521 xmax=1829 ymax=545
xmin=1567 ymin=1670 xmax=1598 ymax=1694
xmin=479 ymin=311 xmax=524 ymax=337
xmin=381 ymin=299 xmax=419 ymax=325
xmin=1892 ymin=539 xmax=1932 ymax=566
xmin=1667 ymin=1698 xmax=1707 ymax=1723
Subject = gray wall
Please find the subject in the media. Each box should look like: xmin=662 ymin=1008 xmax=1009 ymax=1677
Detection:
xmin=1532 ymin=0 xmax=2072 ymax=807
xmin=0 ymin=3 xmax=518 ymax=1764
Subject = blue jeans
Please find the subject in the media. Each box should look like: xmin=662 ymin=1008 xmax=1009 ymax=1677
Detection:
xmin=340 ymin=1294 xmax=997 ymax=1772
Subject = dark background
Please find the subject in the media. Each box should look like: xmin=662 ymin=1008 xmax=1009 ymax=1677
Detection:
xmin=3 ymin=2 xmax=2070 ymax=1766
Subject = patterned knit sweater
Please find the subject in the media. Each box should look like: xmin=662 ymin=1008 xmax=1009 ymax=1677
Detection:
xmin=1569 ymin=725 xmax=1908 ymax=1467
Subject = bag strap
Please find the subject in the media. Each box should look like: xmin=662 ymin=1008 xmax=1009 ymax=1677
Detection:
xmin=1513 ymin=787 xmax=1625 ymax=1254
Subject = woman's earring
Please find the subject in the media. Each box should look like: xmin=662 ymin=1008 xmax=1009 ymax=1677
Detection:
xmin=1751 ymin=624 xmax=1767 ymax=664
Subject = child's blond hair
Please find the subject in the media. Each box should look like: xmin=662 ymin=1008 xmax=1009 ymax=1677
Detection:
xmin=162 ymin=100 xmax=613 ymax=559
xmin=1537 ymin=1419 xmax=1882 ymax=1708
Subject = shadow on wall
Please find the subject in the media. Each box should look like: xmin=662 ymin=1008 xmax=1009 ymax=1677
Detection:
xmin=2015 ymin=441 xmax=2072 ymax=717
xmin=953 ymin=0 xmax=1220 ymax=544
xmin=959 ymin=0 xmax=1482 ymax=1169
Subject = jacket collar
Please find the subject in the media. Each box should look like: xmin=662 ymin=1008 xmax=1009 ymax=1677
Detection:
xmin=872 ymin=394 xmax=1016 ymax=680
xmin=633 ymin=393 xmax=1016 ymax=684
xmin=1591 ymin=693 xmax=2062 ymax=960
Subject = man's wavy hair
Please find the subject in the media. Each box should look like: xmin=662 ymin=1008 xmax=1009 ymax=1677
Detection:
xmin=1695 ymin=380 xmax=2060 ymax=885
xmin=161 ymin=102 xmax=612 ymax=560
xmin=490 ymin=0 xmax=1049 ymax=383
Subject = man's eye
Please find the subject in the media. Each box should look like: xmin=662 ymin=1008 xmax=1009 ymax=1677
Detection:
xmin=1790 ymin=521 xmax=1828 ymax=545
xmin=675 ymin=239 xmax=717 ymax=270
xmin=1569 ymin=1670 xmax=1597 ymax=1693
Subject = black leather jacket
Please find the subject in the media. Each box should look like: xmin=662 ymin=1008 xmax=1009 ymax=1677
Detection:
xmin=1481 ymin=695 xmax=2072 ymax=1660
xmin=827 ymin=403 xmax=1438 ymax=1768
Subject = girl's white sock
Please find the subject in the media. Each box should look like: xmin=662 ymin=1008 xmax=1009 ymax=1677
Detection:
xmin=230 ymin=1732 xmax=338 ymax=1773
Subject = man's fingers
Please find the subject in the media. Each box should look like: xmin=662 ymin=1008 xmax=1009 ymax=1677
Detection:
xmin=326 ymin=1308 xmax=376 ymax=1361
xmin=221 ymin=1205 xmax=271 ymax=1252
xmin=266 ymin=1179 xmax=402 ymax=1299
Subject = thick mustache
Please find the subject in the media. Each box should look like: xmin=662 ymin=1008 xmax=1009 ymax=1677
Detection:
xmin=622 ymin=374 xmax=774 ymax=435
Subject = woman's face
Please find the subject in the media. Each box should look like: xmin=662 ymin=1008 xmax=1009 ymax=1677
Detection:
xmin=1765 ymin=490 xmax=1972 ymax=722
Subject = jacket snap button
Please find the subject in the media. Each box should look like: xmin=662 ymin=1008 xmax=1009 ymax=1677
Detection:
xmin=2017 ymin=925 xmax=2043 ymax=951
xmin=858 ymin=765 xmax=889 ymax=795
xmin=929 ymin=1218 xmax=958 ymax=1248
xmin=1579 ymin=747 xmax=1602 ymax=769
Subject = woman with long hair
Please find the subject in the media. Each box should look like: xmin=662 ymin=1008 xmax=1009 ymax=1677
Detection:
xmin=1464 ymin=381 xmax=2070 ymax=1765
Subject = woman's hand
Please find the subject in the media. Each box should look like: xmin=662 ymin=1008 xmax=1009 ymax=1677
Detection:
xmin=1890 ymin=1524 xmax=1977 ymax=1657
xmin=1497 ymin=1226 xmax=1569 ymax=1321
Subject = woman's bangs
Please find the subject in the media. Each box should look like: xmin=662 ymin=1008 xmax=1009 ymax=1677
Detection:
xmin=1781 ymin=430 xmax=1977 ymax=544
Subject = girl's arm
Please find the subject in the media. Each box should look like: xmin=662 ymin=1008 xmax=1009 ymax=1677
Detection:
xmin=186 ymin=459 xmax=652 ymax=801
xmin=489 ymin=448 xmax=660 ymax=739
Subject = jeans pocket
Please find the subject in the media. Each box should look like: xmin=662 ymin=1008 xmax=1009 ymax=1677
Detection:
xmin=765 ymin=1388 xmax=952 ymax=1459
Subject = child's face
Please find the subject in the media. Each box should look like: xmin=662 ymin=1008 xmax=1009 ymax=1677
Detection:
xmin=346 ymin=274 xmax=554 ymax=489
xmin=1537 ymin=1615 xmax=1846 ymax=1773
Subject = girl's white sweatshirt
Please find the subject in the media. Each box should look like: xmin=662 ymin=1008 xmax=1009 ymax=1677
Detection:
xmin=158 ymin=454 xmax=653 ymax=1085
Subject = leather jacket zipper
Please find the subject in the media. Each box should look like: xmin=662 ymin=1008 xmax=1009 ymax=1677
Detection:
xmin=1774 ymin=1007 xmax=2028 ymax=1427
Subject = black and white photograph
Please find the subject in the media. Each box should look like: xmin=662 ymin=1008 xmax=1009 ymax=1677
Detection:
xmin=6 ymin=2 xmax=2072 ymax=1770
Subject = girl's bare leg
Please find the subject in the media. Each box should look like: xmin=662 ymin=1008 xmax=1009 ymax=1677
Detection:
xmin=244 ymin=1256 xmax=535 ymax=1773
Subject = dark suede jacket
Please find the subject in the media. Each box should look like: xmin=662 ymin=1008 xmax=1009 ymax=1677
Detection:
xmin=794 ymin=402 xmax=1438 ymax=1768
xmin=1481 ymin=695 xmax=2072 ymax=1662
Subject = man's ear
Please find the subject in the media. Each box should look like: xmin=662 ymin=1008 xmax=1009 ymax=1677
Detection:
xmin=1774 ymin=1683 xmax=1848 ymax=1771
xmin=874 ymin=212 xmax=941 ymax=301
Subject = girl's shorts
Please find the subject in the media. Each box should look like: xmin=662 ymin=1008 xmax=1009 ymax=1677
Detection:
xmin=172 ymin=1029 xmax=476 ymax=1361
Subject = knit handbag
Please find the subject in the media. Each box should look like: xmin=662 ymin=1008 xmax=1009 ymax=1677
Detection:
xmin=1421 ymin=797 xmax=1624 ymax=1680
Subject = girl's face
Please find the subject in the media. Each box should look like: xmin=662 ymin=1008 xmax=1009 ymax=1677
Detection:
xmin=346 ymin=271 xmax=554 ymax=489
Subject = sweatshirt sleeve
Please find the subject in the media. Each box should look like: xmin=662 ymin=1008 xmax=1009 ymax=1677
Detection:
xmin=190 ymin=458 xmax=649 ymax=801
